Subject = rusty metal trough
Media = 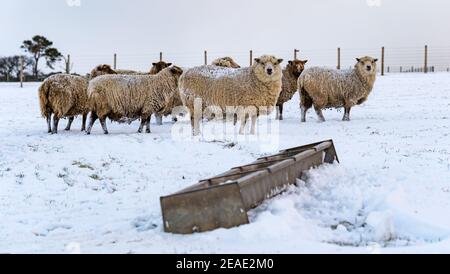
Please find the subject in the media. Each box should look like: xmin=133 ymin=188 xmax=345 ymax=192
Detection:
xmin=160 ymin=140 xmax=339 ymax=234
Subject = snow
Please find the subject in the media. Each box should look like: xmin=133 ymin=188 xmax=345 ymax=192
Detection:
xmin=193 ymin=65 xmax=245 ymax=79
xmin=0 ymin=72 xmax=449 ymax=254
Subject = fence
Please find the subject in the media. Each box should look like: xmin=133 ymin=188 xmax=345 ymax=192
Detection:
xmin=7 ymin=45 xmax=450 ymax=87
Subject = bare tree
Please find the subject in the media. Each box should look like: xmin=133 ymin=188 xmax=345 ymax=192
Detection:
xmin=21 ymin=35 xmax=62 ymax=79
xmin=0 ymin=56 xmax=33 ymax=81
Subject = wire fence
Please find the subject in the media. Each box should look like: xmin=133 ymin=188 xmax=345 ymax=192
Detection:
xmin=68 ymin=45 xmax=450 ymax=74
xmin=3 ymin=45 xmax=450 ymax=84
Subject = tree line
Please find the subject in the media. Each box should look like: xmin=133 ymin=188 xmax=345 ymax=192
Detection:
xmin=0 ymin=35 xmax=63 ymax=82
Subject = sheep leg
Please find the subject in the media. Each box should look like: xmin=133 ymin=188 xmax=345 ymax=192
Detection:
xmin=300 ymin=88 xmax=313 ymax=122
xmin=138 ymin=116 xmax=151 ymax=133
xmin=145 ymin=117 xmax=151 ymax=133
xmin=99 ymin=117 xmax=109 ymax=135
xmin=52 ymin=116 xmax=60 ymax=134
xmin=250 ymin=115 xmax=257 ymax=135
xmin=314 ymin=107 xmax=326 ymax=122
xmin=278 ymin=104 xmax=284 ymax=121
xmin=155 ymin=114 xmax=163 ymax=125
xmin=191 ymin=116 xmax=200 ymax=136
xmin=65 ymin=117 xmax=74 ymax=131
xmin=239 ymin=114 xmax=249 ymax=135
xmin=86 ymin=112 xmax=98 ymax=135
xmin=300 ymin=105 xmax=308 ymax=123
xmin=343 ymin=107 xmax=351 ymax=121
xmin=81 ymin=113 xmax=88 ymax=131
xmin=46 ymin=114 xmax=52 ymax=133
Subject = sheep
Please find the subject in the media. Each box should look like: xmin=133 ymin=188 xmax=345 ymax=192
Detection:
xmin=276 ymin=59 xmax=308 ymax=120
xmin=38 ymin=64 xmax=117 ymax=134
xmin=211 ymin=57 xmax=241 ymax=68
xmin=298 ymin=56 xmax=378 ymax=122
xmin=150 ymin=61 xmax=172 ymax=75
xmin=113 ymin=62 xmax=175 ymax=125
xmin=86 ymin=66 xmax=184 ymax=135
xmin=147 ymin=61 xmax=180 ymax=125
xmin=179 ymin=55 xmax=283 ymax=135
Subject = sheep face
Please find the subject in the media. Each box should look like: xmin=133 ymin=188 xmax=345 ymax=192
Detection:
xmin=90 ymin=64 xmax=117 ymax=79
xmin=151 ymin=61 xmax=173 ymax=74
xmin=287 ymin=60 xmax=308 ymax=78
xmin=355 ymin=56 xmax=378 ymax=76
xmin=253 ymin=55 xmax=283 ymax=82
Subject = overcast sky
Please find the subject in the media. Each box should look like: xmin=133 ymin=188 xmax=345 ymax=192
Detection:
xmin=2 ymin=0 xmax=450 ymax=73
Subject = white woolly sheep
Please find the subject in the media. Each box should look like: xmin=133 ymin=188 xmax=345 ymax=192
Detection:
xmin=38 ymin=64 xmax=117 ymax=134
xmin=298 ymin=56 xmax=378 ymax=122
xmin=86 ymin=66 xmax=183 ymax=135
xmin=179 ymin=55 xmax=283 ymax=135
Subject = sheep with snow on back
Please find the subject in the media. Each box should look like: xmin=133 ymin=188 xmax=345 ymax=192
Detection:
xmin=86 ymin=66 xmax=183 ymax=135
xmin=211 ymin=57 xmax=241 ymax=68
xmin=276 ymin=59 xmax=308 ymax=120
xmin=38 ymin=64 xmax=117 ymax=134
xmin=179 ymin=55 xmax=283 ymax=135
xmin=298 ymin=56 xmax=378 ymax=122
xmin=147 ymin=61 xmax=182 ymax=126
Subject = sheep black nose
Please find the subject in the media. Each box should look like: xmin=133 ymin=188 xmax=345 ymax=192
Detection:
xmin=366 ymin=66 xmax=372 ymax=71
xmin=267 ymin=68 xmax=273 ymax=75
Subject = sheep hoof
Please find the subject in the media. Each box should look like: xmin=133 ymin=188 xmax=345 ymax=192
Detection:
xmin=103 ymin=131 xmax=109 ymax=135
xmin=86 ymin=131 xmax=91 ymax=135
xmin=65 ymin=128 xmax=70 ymax=131
xmin=146 ymin=129 xmax=151 ymax=133
xmin=343 ymin=118 xmax=350 ymax=122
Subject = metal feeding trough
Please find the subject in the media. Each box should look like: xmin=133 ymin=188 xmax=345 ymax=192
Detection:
xmin=160 ymin=140 xmax=339 ymax=234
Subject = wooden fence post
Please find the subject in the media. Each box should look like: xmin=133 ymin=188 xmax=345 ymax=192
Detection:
xmin=381 ymin=47 xmax=385 ymax=76
xmin=114 ymin=53 xmax=117 ymax=70
xmin=424 ymin=45 xmax=428 ymax=73
xmin=20 ymin=56 xmax=24 ymax=88
xmin=337 ymin=47 xmax=341 ymax=70
xmin=160 ymin=52 xmax=163 ymax=62
xmin=204 ymin=50 xmax=208 ymax=65
xmin=66 ymin=54 xmax=71 ymax=74
xmin=250 ymin=50 xmax=253 ymax=66
xmin=294 ymin=49 xmax=299 ymax=60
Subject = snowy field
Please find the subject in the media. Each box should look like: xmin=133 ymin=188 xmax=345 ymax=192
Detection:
xmin=0 ymin=73 xmax=449 ymax=254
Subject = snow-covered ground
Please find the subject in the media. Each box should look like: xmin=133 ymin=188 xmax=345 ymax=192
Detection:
xmin=0 ymin=73 xmax=449 ymax=254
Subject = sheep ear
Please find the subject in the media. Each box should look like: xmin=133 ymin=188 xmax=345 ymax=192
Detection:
xmin=302 ymin=60 xmax=308 ymax=64
xmin=288 ymin=61 xmax=293 ymax=65
xmin=153 ymin=63 xmax=157 ymax=66
xmin=277 ymin=59 xmax=284 ymax=65
xmin=374 ymin=59 xmax=379 ymax=62
xmin=167 ymin=63 xmax=172 ymax=66
xmin=254 ymin=58 xmax=261 ymax=64
xmin=356 ymin=58 xmax=361 ymax=62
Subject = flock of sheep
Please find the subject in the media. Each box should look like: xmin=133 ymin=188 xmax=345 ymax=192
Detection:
xmin=38 ymin=54 xmax=378 ymax=135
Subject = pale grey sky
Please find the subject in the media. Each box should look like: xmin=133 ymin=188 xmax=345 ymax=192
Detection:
xmin=2 ymin=0 xmax=450 ymax=73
